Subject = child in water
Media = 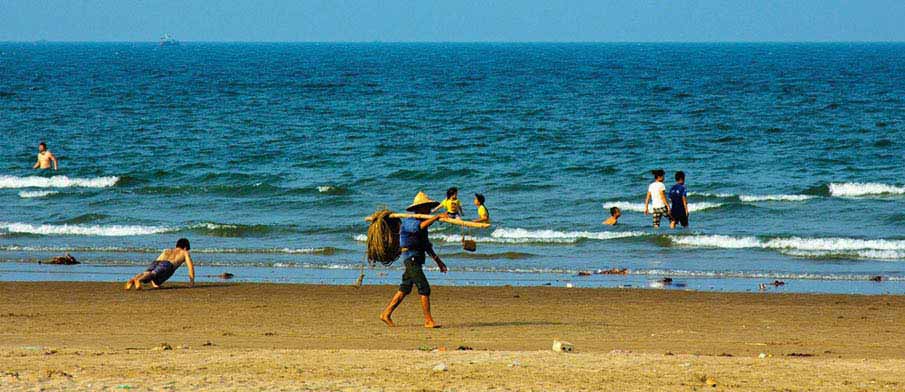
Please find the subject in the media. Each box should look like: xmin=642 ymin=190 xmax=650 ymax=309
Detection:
xmin=473 ymin=193 xmax=490 ymax=223
xmin=433 ymin=187 xmax=464 ymax=219
xmin=643 ymin=169 xmax=670 ymax=228
xmin=603 ymin=206 xmax=621 ymax=225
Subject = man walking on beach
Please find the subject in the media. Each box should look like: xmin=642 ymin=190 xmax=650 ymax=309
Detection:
xmin=124 ymin=238 xmax=195 ymax=290
xmin=380 ymin=192 xmax=448 ymax=328
xmin=33 ymin=142 xmax=58 ymax=170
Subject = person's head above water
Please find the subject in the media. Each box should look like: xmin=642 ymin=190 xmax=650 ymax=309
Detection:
xmin=176 ymin=238 xmax=191 ymax=251
xmin=474 ymin=193 xmax=485 ymax=206
xmin=675 ymin=171 xmax=685 ymax=184
xmin=38 ymin=142 xmax=47 ymax=152
xmin=652 ymin=169 xmax=665 ymax=181
xmin=446 ymin=187 xmax=458 ymax=200
xmin=610 ymin=206 xmax=621 ymax=218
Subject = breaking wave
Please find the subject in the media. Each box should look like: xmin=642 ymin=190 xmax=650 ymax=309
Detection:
xmin=0 ymin=245 xmax=338 ymax=255
xmin=668 ymin=234 xmax=905 ymax=260
xmin=0 ymin=222 xmax=168 ymax=236
xmin=689 ymin=192 xmax=813 ymax=202
xmin=828 ymin=182 xmax=905 ymax=197
xmin=18 ymin=190 xmax=59 ymax=198
xmin=0 ymin=175 xmax=119 ymax=189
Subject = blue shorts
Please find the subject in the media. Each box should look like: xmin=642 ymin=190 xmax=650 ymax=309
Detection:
xmin=145 ymin=261 xmax=176 ymax=285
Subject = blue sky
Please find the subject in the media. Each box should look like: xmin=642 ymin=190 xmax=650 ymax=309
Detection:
xmin=2 ymin=0 xmax=904 ymax=42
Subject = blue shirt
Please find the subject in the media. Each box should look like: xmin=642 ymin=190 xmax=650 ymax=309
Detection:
xmin=399 ymin=218 xmax=431 ymax=261
xmin=669 ymin=184 xmax=687 ymax=214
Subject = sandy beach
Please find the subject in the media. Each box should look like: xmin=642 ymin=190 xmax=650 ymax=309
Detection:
xmin=2 ymin=282 xmax=904 ymax=390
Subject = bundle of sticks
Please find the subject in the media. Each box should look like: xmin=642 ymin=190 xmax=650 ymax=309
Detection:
xmin=364 ymin=209 xmax=490 ymax=265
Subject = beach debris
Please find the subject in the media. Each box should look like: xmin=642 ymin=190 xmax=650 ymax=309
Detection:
xmin=263 ymin=332 xmax=276 ymax=336
xmin=43 ymin=369 xmax=73 ymax=379
xmin=659 ymin=277 xmax=673 ymax=285
xmin=772 ymin=280 xmax=785 ymax=287
xmin=153 ymin=343 xmax=173 ymax=351
xmin=116 ymin=385 xmax=134 ymax=390
xmin=219 ymin=272 xmax=234 ymax=280
xmin=595 ymin=268 xmax=628 ymax=275
xmin=758 ymin=283 xmax=767 ymax=291
xmin=432 ymin=362 xmax=449 ymax=373
xmin=2 ymin=371 xmax=20 ymax=382
xmin=456 ymin=346 xmax=473 ymax=351
xmin=354 ymin=272 xmax=364 ymax=287
xmin=552 ymin=340 xmax=574 ymax=353
xmin=702 ymin=376 xmax=717 ymax=388
xmin=718 ymin=352 xmax=733 ymax=357
xmin=870 ymin=275 xmax=883 ymax=282
xmin=786 ymin=352 xmax=814 ymax=357
xmin=758 ymin=352 xmax=773 ymax=359
xmin=665 ymin=351 xmax=675 ymax=356
xmin=176 ymin=345 xmax=189 ymax=350
xmin=577 ymin=271 xmax=592 ymax=277
xmin=42 ymin=253 xmax=79 ymax=265
xmin=418 ymin=345 xmax=435 ymax=352
xmin=201 ymin=341 xmax=215 ymax=347
xmin=431 ymin=346 xmax=447 ymax=353
xmin=509 ymin=359 xmax=521 ymax=368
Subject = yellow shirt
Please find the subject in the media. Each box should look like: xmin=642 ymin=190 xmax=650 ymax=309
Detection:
xmin=477 ymin=205 xmax=489 ymax=221
xmin=440 ymin=198 xmax=462 ymax=214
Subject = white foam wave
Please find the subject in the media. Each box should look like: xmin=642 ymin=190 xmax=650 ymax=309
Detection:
xmin=0 ymin=175 xmax=119 ymax=189
xmin=670 ymin=234 xmax=905 ymax=259
xmin=18 ymin=190 xmax=59 ymax=198
xmin=829 ymin=182 xmax=905 ymax=197
xmin=355 ymin=228 xmax=646 ymax=244
xmin=604 ymin=201 xmax=722 ymax=213
xmin=0 ymin=222 xmax=168 ymax=236
xmin=317 ymin=185 xmax=334 ymax=193
xmin=738 ymin=194 xmax=814 ymax=202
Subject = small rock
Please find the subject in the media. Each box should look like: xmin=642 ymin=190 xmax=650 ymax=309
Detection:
xmin=456 ymin=346 xmax=473 ymax=351
xmin=509 ymin=359 xmax=521 ymax=368
xmin=772 ymin=280 xmax=785 ymax=287
xmin=704 ymin=376 xmax=717 ymax=387
xmin=870 ymin=275 xmax=883 ymax=282
xmin=201 ymin=341 xmax=214 ymax=347
xmin=154 ymin=343 xmax=173 ymax=351
xmin=758 ymin=352 xmax=767 ymax=359
xmin=432 ymin=362 xmax=448 ymax=372
xmin=577 ymin=271 xmax=592 ymax=277
xmin=219 ymin=272 xmax=235 ymax=280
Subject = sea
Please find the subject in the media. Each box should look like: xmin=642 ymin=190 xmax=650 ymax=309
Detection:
xmin=1 ymin=42 xmax=903 ymax=294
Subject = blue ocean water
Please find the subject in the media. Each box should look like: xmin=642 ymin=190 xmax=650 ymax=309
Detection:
xmin=1 ymin=42 xmax=903 ymax=294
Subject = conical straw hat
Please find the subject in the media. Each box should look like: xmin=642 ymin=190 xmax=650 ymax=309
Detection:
xmin=406 ymin=191 xmax=440 ymax=211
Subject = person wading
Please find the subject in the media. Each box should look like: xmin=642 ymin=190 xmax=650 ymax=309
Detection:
xmin=380 ymin=192 xmax=448 ymax=328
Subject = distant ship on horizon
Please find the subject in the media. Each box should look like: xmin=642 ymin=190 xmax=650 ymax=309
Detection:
xmin=159 ymin=33 xmax=179 ymax=46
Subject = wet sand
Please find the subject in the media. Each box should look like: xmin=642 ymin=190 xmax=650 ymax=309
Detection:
xmin=2 ymin=282 xmax=904 ymax=390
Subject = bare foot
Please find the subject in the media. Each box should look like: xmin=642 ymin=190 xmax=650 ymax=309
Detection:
xmin=150 ymin=281 xmax=160 ymax=289
xmin=380 ymin=313 xmax=395 ymax=327
xmin=135 ymin=280 xmax=142 ymax=290
xmin=424 ymin=320 xmax=441 ymax=329
xmin=124 ymin=280 xmax=134 ymax=290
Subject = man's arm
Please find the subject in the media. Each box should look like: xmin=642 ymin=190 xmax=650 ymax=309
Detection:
xmin=426 ymin=245 xmax=447 ymax=273
xmin=419 ymin=212 xmax=448 ymax=230
xmin=49 ymin=153 xmax=58 ymax=170
xmin=33 ymin=157 xmax=39 ymax=169
xmin=184 ymin=252 xmax=195 ymax=287
xmin=660 ymin=190 xmax=670 ymax=213
xmin=644 ymin=192 xmax=651 ymax=215
xmin=683 ymin=195 xmax=689 ymax=216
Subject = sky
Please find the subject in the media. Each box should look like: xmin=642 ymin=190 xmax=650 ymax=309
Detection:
xmin=2 ymin=0 xmax=904 ymax=42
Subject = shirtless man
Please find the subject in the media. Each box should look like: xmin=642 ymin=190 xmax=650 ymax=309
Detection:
xmin=124 ymin=238 xmax=195 ymax=290
xmin=33 ymin=142 xmax=58 ymax=170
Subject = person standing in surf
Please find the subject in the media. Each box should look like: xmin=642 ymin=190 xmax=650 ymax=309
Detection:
xmin=643 ymin=169 xmax=670 ymax=228
xmin=33 ymin=142 xmax=58 ymax=171
xmin=668 ymin=171 xmax=689 ymax=229
xmin=124 ymin=238 xmax=196 ymax=290
xmin=380 ymin=192 xmax=448 ymax=328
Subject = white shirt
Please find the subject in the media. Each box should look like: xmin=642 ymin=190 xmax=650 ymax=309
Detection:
xmin=648 ymin=182 xmax=667 ymax=209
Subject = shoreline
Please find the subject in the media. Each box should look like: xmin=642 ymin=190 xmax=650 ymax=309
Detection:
xmin=3 ymin=282 xmax=904 ymax=390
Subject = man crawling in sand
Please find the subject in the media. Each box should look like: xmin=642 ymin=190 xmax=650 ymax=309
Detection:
xmin=124 ymin=238 xmax=195 ymax=290
xmin=380 ymin=192 xmax=448 ymax=328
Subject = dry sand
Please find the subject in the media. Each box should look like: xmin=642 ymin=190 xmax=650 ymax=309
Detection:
xmin=2 ymin=282 xmax=904 ymax=390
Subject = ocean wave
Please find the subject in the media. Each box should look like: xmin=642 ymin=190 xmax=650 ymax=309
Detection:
xmin=668 ymin=234 xmax=905 ymax=259
xmin=18 ymin=190 xmax=59 ymax=198
xmin=185 ymin=222 xmax=288 ymax=238
xmin=603 ymin=201 xmax=723 ymax=213
xmin=0 ymin=175 xmax=119 ymax=189
xmin=0 ymin=245 xmax=338 ymax=255
xmin=316 ymin=185 xmax=349 ymax=195
xmin=828 ymin=182 xmax=905 ymax=197
xmin=0 ymin=222 xmax=168 ymax=236
xmin=689 ymin=192 xmax=813 ymax=202
xmin=355 ymin=227 xmax=647 ymax=244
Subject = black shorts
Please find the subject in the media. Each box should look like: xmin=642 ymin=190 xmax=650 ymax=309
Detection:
xmin=399 ymin=254 xmax=431 ymax=296
xmin=671 ymin=213 xmax=689 ymax=227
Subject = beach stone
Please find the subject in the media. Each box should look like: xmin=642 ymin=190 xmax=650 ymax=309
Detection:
xmin=552 ymin=340 xmax=574 ymax=353
xmin=432 ymin=362 xmax=448 ymax=372
xmin=154 ymin=343 xmax=173 ymax=351
xmin=758 ymin=353 xmax=767 ymax=359
xmin=704 ymin=376 xmax=717 ymax=387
